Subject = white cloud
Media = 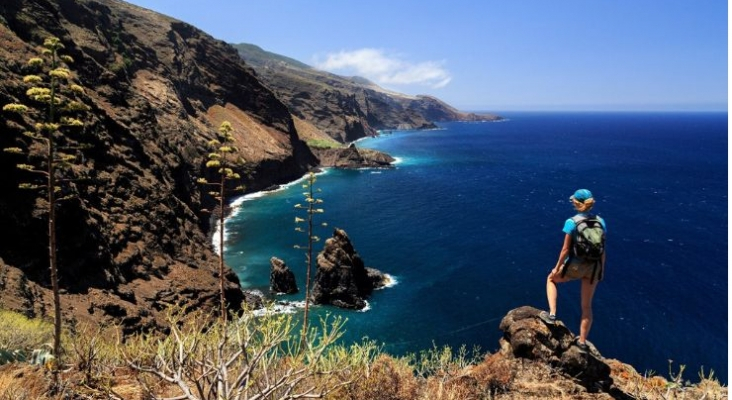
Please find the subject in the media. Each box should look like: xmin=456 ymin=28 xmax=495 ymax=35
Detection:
xmin=314 ymin=48 xmax=452 ymax=89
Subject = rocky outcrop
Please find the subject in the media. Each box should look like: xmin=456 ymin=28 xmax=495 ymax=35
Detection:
xmin=0 ymin=0 xmax=316 ymax=332
xmin=269 ymin=257 xmax=298 ymax=294
xmin=0 ymin=0 xmax=489 ymax=333
xmin=310 ymin=229 xmax=388 ymax=310
xmin=311 ymin=144 xmax=395 ymax=168
xmin=496 ymin=306 xmax=613 ymax=392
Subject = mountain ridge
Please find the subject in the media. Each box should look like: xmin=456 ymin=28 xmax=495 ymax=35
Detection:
xmin=0 ymin=2 xmax=726 ymax=399
xmin=232 ymin=42 xmax=501 ymax=143
xmin=0 ymin=0 xmax=498 ymax=333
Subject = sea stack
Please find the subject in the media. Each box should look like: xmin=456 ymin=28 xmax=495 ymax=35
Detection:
xmin=270 ymin=257 xmax=298 ymax=294
xmin=310 ymin=228 xmax=388 ymax=310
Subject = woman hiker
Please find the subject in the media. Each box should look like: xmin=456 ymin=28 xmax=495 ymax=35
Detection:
xmin=540 ymin=189 xmax=606 ymax=353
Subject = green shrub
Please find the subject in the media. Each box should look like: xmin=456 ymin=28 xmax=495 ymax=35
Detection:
xmin=307 ymin=139 xmax=342 ymax=149
xmin=0 ymin=310 xmax=54 ymax=353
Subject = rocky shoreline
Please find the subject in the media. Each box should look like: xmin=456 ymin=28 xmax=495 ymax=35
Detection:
xmin=310 ymin=144 xmax=395 ymax=169
xmin=267 ymin=229 xmax=389 ymax=310
xmin=0 ymin=0 xmax=479 ymax=335
xmin=213 ymin=142 xmax=395 ymax=310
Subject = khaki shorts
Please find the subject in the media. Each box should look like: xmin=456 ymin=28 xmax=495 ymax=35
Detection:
xmin=561 ymin=258 xmax=602 ymax=281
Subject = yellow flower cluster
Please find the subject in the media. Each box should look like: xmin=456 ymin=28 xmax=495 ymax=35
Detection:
xmin=49 ymin=68 xmax=71 ymax=79
xmin=2 ymin=103 xmax=28 ymax=113
xmin=23 ymin=75 xmax=43 ymax=84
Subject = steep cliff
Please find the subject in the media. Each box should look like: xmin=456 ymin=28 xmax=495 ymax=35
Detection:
xmin=0 ymin=0 xmax=316 ymax=331
xmin=233 ymin=43 xmax=502 ymax=143
xmin=0 ymin=0 xmax=501 ymax=332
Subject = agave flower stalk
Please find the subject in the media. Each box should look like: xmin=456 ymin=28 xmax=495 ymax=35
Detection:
xmin=197 ymin=121 xmax=245 ymax=326
xmin=294 ymin=172 xmax=327 ymax=346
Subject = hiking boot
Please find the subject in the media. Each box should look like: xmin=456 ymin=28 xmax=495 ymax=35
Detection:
xmin=575 ymin=338 xmax=589 ymax=353
xmin=539 ymin=311 xmax=556 ymax=325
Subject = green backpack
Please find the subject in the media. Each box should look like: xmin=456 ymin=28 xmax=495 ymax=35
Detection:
xmin=571 ymin=214 xmax=605 ymax=261
xmin=564 ymin=214 xmax=606 ymax=283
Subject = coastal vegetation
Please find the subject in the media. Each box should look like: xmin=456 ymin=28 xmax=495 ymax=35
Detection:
xmin=293 ymin=172 xmax=328 ymax=343
xmin=306 ymin=139 xmax=343 ymax=150
xmin=197 ymin=120 xmax=246 ymax=324
xmin=0 ymin=4 xmax=725 ymax=400
xmin=2 ymin=36 xmax=91 ymax=374
xmin=0 ymin=307 xmax=725 ymax=399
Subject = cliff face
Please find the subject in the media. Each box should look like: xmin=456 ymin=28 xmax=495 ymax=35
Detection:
xmin=0 ymin=0 xmax=499 ymax=332
xmin=233 ymin=43 xmax=502 ymax=143
xmin=0 ymin=0 xmax=316 ymax=331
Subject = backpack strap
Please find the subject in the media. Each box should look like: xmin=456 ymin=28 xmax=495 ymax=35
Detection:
xmin=560 ymin=258 xmax=569 ymax=278
xmin=569 ymin=214 xmax=587 ymax=259
xmin=571 ymin=214 xmax=595 ymax=226
xmin=590 ymin=260 xmax=599 ymax=284
xmin=561 ymin=215 xmax=584 ymax=277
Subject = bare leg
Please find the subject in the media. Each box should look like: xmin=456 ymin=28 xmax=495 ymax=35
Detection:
xmin=578 ymin=277 xmax=598 ymax=343
xmin=546 ymin=274 xmax=558 ymax=315
xmin=546 ymin=270 xmax=570 ymax=316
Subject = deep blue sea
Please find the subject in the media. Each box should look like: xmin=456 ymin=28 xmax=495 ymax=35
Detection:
xmin=223 ymin=112 xmax=728 ymax=382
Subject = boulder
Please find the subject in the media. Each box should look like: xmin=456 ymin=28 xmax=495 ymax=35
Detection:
xmin=498 ymin=306 xmax=613 ymax=392
xmin=270 ymin=257 xmax=298 ymax=294
xmin=311 ymin=146 xmax=395 ymax=168
xmin=310 ymin=228 xmax=388 ymax=309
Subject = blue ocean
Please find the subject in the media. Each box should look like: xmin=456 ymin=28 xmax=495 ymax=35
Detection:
xmin=223 ymin=112 xmax=728 ymax=382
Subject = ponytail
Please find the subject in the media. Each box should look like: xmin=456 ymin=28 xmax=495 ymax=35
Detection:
xmin=572 ymin=197 xmax=595 ymax=213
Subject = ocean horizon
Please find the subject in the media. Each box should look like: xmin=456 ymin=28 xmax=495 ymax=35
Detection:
xmin=221 ymin=111 xmax=728 ymax=383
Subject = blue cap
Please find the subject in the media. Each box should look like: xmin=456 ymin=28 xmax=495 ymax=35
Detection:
xmin=570 ymin=189 xmax=593 ymax=202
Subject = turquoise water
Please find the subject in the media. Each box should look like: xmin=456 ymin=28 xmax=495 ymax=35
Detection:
xmin=223 ymin=112 xmax=728 ymax=381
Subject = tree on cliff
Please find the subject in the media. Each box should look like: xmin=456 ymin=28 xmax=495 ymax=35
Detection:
xmin=294 ymin=172 xmax=327 ymax=344
xmin=197 ymin=120 xmax=245 ymax=325
xmin=2 ymin=37 xmax=91 ymax=374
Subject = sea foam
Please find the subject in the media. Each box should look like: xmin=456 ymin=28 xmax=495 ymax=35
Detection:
xmin=212 ymin=169 xmax=331 ymax=254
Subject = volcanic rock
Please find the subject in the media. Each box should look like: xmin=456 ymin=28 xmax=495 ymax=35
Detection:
xmin=269 ymin=257 xmax=298 ymax=294
xmin=497 ymin=306 xmax=613 ymax=392
xmin=0 ymin=0 xmax=315 ymax=332
xmin=310 ymin=228 xmax=388 ymax=310
xmin=311 ymin=144 xmax=395 ymax=168
xmin=233 ymin=43 xmax=502 ymax=143
xmin=0 ymin=0 xmax=494 ymax=333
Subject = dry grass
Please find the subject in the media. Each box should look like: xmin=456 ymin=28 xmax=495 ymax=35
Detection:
xmin=607 ymin=359 xmax=728 ymax=400
xmin=0 ymin=307 xmax=726 ymax=400
xmin=0 ymin=364 xmax=52 ymax=400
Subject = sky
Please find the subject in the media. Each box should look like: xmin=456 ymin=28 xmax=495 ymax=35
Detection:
xmin=123 ymin=0 xmax=727 ymax=112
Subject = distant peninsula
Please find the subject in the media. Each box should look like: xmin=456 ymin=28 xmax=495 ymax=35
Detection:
xmin=232 ymin=43 xmax=501 ymax=144
xmin=0 ymin=2 xmax=725 ymax=399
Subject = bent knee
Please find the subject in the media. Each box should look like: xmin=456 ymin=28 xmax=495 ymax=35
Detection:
xmin=548 ymin=273 xmax=568 ymax=283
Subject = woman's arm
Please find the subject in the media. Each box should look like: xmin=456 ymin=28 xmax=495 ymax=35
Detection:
xmin=550 ymin=234 xmax=572 ymax=276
